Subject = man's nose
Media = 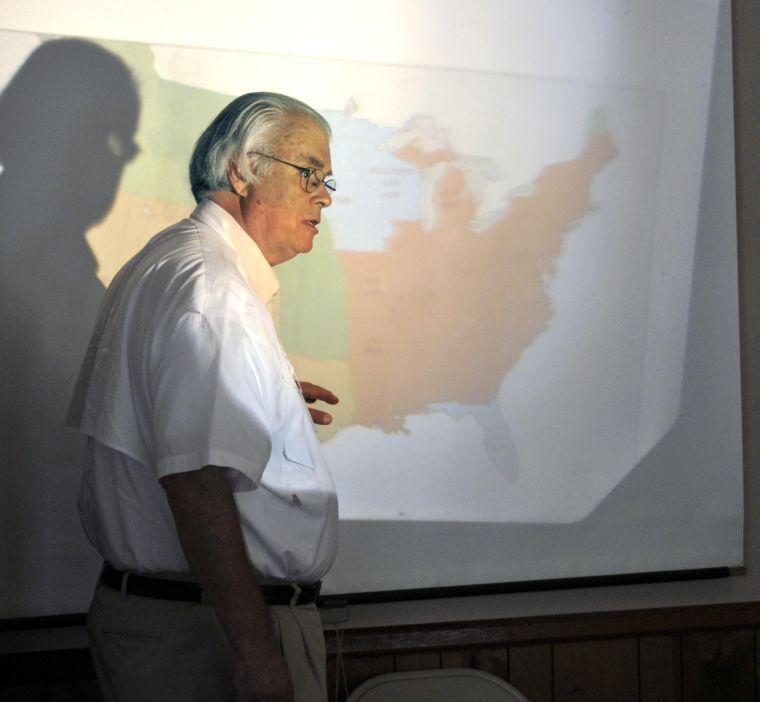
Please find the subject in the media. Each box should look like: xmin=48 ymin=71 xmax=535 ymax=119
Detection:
xmin=315 ymin=183 xmax=333 ymax=208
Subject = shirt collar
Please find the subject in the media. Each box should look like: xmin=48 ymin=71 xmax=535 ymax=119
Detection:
xmin=190 ymin=198 xmax=280 ymax=307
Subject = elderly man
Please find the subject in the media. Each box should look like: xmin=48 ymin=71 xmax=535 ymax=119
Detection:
xmin=67 ymin=93 xmax=339 ymax=702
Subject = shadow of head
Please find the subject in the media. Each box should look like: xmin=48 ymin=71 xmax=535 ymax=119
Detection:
xmin=0 ymin=38 xmax=140 ymax=227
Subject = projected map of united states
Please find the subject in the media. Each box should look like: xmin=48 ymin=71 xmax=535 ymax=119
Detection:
xmin=281 ymin=110 xmax=617 ymax=450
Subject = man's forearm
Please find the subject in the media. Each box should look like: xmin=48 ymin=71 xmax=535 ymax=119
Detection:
xmin=160 ymin=466 xmax=277 ymax=659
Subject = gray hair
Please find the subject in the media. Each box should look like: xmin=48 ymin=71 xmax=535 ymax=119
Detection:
xmin=189 ymin=92 xmax=331 ymax=203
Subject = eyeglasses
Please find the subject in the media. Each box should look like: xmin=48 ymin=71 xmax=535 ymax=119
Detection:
xmin=248 ymin=151 xmax=337 ymax=194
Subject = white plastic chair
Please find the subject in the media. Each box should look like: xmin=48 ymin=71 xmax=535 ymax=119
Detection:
xmin=345 ymin=668 xmax=531 ymax=702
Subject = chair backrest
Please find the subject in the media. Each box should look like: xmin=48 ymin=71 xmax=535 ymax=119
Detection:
xmin=345 ymin=668 xmax=531 ymax=702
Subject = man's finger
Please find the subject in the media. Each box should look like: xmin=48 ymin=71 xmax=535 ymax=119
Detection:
xmin=299 ymin=381 xmax=339 ymax=405
xmin=308 ymin=407 xmax=333 ymax=425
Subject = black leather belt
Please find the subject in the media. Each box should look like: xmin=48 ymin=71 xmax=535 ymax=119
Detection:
xmin=99 ymin=562 xmax=321 ymax=606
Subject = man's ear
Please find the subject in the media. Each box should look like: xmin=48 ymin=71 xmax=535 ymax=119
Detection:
xmin=227 ymin=160 xmax=250 ymax=197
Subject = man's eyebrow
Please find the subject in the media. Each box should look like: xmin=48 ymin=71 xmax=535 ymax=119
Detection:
xmin=299 ymin=154 xmax=333 ymax=175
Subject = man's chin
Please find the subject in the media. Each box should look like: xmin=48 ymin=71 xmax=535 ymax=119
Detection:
xmin=299 ymin=237 xmax=316 ymax=254
xmin=280 ymin=240 xmax=314 ymax=264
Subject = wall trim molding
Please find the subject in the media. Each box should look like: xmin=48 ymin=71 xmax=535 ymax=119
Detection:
xmin=324 ymin=600 xmax=760 ymax=655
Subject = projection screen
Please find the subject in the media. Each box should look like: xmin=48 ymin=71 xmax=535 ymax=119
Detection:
xmin=0 ymin=0 xmax=742 ymax=617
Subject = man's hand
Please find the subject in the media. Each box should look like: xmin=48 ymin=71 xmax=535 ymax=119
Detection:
xmin=298 ymin=381 xmax=339 ymax=425
xmin=233 ymin=648 xmax=293 ymax=702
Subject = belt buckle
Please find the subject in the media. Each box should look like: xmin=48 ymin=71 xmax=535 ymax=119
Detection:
xmin=287 ymin=581 xmax=321 ymax=606
xmin=298 ymin=580 xmax=321 ymax=605
xmin=289 ymin=583 xmax=302 ymax=608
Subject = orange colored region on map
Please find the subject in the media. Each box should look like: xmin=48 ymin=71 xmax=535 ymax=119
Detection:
xmin=339 ymin=132 xmax=618 ymax=431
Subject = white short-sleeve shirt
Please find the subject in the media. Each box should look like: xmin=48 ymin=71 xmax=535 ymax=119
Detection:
xmin=67 ymin=199 xmax=338 ymax=583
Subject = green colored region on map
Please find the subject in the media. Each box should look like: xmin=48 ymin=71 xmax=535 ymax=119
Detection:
xmin=96 ymin=38 xmax=347 ymax=362
xmin=277 ymin=220 xmax=347 ymax=361
xmin=97 ymin=39 xmax=230 ymax=207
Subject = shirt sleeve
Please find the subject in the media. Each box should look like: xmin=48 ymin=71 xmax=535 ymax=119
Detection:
xmin=150 ymin=310 xmax=275 ymax=491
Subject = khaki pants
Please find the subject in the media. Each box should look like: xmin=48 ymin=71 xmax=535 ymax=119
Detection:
xmin=87 ymin=584 xmax=327 ymax=702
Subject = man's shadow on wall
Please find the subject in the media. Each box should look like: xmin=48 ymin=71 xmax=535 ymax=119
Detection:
xmin=0 ymin=38 xmax=140 ymax=616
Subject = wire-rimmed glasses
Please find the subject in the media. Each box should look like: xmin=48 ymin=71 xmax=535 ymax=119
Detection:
xmin=248 ymin=151 xmax=336 ymax=193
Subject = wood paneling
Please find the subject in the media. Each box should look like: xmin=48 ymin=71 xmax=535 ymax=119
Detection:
xmin=7 ymin=604 xmax=760 ymax=702
xmin=439 ymin=646 xmax=509 ymax=681
xmin=639 ymin=635 xmax=681 ymax=702
xmin=553 ymin=638 xmax=638 ymax=702
xmin=334 ymin=654 xmax=393 ymax=702
xmin=509 ymin=644 xmax=552 ymax=702
xmin=439 ymin=648 xmax=469 ymax=669
xmin=393 ymin=651 xmax=440 ymax=671
xmin=682 ymin=630 xmax=755 ymax=702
